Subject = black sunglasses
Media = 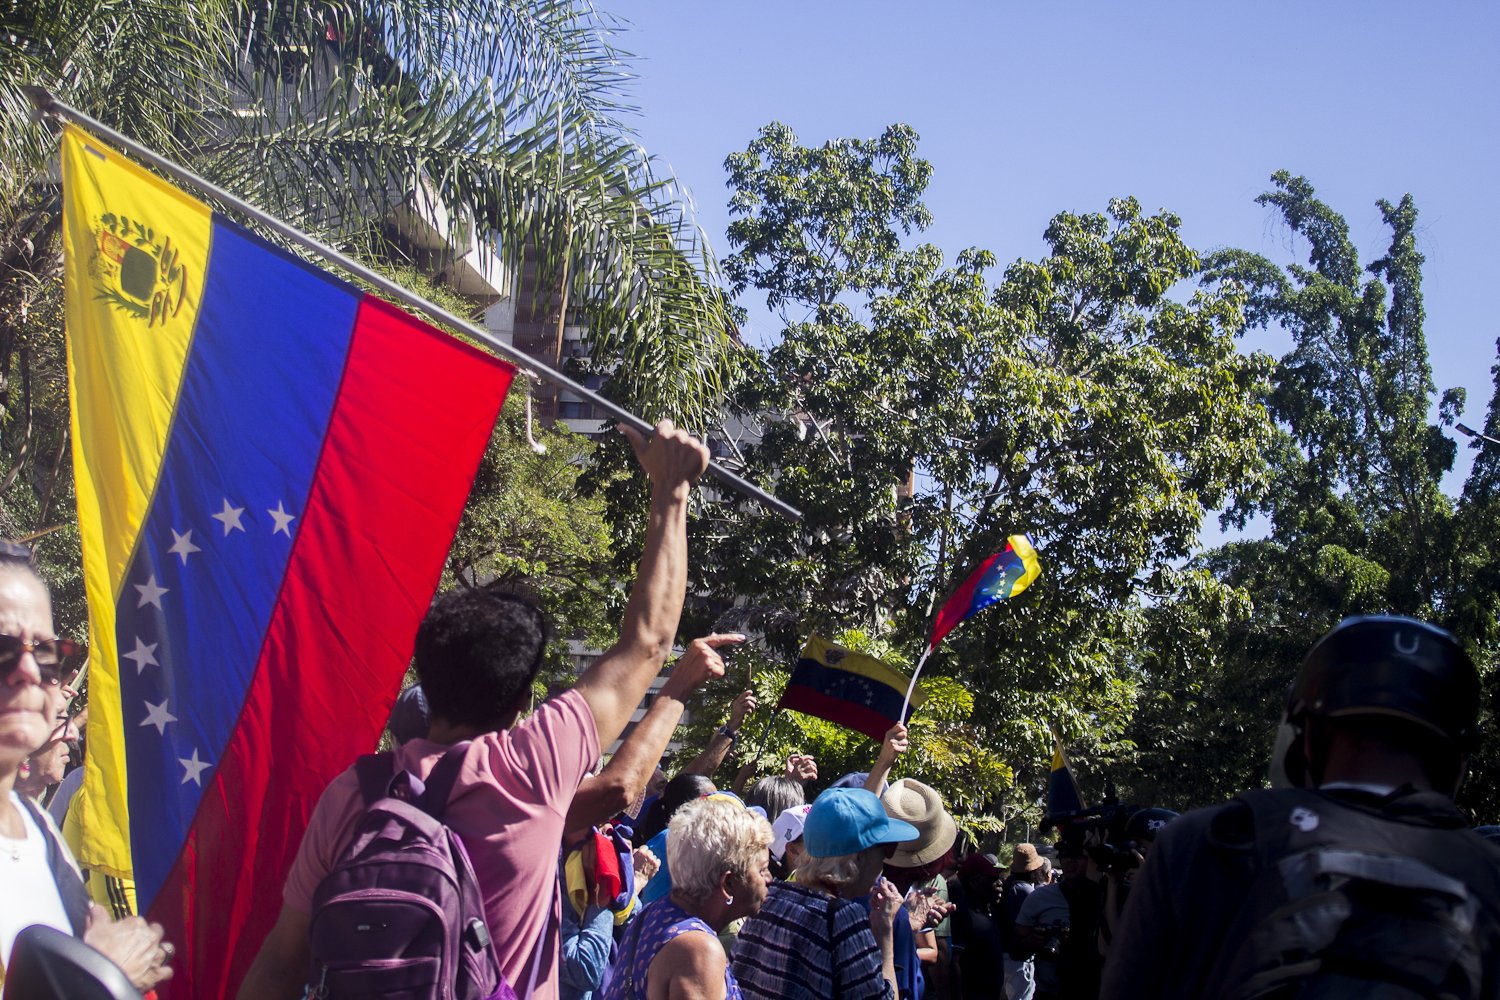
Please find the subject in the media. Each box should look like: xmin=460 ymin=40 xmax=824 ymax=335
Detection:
xmin=0 ymin=633 xmax=84 ymax=685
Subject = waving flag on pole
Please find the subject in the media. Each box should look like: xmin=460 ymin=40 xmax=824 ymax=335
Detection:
xmin=929 ymin=534 xmax=1043 ymax=648
xmin=1046 ymin=739 xmax=1087 ymax=816
xmin=898 ymin=534 xmax=1043 ymax=723
xmin=62 ymin=124 xmax=514 ymax=997
xmin=778 ymin=635 xmax=926 ymax=742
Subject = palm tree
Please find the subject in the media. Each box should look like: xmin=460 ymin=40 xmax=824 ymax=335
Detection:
xmin=1 ymin=0 xmax=728 ymax=424
xmin=0 ymin=0 xmax=731 ymax=635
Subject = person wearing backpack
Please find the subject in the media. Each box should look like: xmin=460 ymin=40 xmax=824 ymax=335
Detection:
xmin=237 ymin=421 xmax=715 ymax=1000
xmin=1099 ymin=615 xmax=1500 ymax=1000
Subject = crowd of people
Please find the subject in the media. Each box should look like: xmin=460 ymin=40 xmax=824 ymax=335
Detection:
xmin=5 ymin=421 xmax=1500 ymax=999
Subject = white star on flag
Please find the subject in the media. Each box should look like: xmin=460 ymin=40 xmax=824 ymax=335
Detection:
xmin=267 ymin=501 xmax=296 ymax=537
xmin=179 ymin=748 xmax=211 ymax=786
xmin=122 ymin=637 xmax=159 ymax=674
xmin=212 ymin=498 xmax=246 ymax=535
xmin=135 ymin=575 xmax=168 ymax=609
xmin=168 ymin=528 xmax=201 ymax=564
xmin=140 ymin=699 xmax=177 ymax=735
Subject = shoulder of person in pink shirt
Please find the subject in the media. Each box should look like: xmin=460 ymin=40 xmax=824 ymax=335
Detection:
xmin=283 ymin=687 xmax=599 ymax=915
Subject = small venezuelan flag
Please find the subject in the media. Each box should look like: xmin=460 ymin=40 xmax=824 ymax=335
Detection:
xmin=930 ymin=533 xmax=1042 ymax=647
xmin=62 ymin=125 xmax=515 ymax=997
xmin=1046 ymin=741 xmax=1087 ymax=816
xmin=777 ymin=635 xmax=925 ymax=742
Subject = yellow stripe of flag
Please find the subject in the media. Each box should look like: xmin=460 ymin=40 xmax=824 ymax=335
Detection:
xmin=62 ymin=125 xmax=212 ymax=879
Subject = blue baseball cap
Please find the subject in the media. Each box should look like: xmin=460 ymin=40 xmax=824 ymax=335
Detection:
xmin=804 ymin=788 xmax=921 ymax=858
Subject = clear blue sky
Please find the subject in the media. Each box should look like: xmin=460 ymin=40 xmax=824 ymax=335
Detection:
xmin=615 ymin=1 xmax=1499 ymax=541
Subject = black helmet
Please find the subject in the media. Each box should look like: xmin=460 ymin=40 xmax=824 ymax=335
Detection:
xmin=1123 ymin=808 xmax=1179 ymax=841
xmin=1289 ymin=616 xmax=1479 ymax=744
xmin=1272 ymin=616 xmax=1480 ymax=788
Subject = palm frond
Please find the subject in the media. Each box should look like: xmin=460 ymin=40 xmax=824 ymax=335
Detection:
xmin=206 ymin=70 xmax=726 ymax=421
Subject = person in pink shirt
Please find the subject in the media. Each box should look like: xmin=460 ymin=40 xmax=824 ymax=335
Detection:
xmin=237 ymin=420 xmax=712 ymax=1000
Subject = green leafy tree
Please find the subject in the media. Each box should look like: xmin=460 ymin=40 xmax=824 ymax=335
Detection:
xmin=1122 ymin=173 xmax=1499 ymax=815
xmin=623 ymin=122 xmax=1274 ymax=830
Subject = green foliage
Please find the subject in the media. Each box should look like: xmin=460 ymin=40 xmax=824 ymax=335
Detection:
xmin=442 ymin=393 xmax=619 ymax=687
xmin=1124 ymin=173 xmax=1500 ymax=819
xmin=723 ymin=122 xmax=934 ymax=309
xmin=595 ymin=122 xmax=1276 ymax=832
xmin=0 ymin=253 xmax=87 ymax=641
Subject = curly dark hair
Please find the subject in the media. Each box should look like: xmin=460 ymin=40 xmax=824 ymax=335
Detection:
xmin=413 ymin=588 xmax=549 ymax=729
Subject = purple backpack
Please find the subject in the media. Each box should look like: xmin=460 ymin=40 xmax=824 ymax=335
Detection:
xmin=307 ymin=745 xmax=513 ymax=1000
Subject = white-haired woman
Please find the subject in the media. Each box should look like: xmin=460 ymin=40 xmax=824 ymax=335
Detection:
xmin=601 ymin=795 xmax=773 ymax=1000
xmin=731 ymin=788 xmax=912 ymax=1000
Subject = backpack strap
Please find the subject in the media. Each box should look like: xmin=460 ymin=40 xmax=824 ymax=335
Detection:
xmin=18 ymin=793 xmax=90 ymax=936
xmin=418 ymin=743 xmax=470 ymax=821
xmin=355 ymin=751 xmax=396 ymax=808
xmin=518 ymin=871 xmax=559 ymax=1000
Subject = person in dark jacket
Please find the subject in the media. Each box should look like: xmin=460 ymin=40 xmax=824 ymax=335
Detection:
xmin=1101 ymin=616 xmax=1500 ymax=1000
xmin=950 ymin=854 xmax=1007 ymax=1000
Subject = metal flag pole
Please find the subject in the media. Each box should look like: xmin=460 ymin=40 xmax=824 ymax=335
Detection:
xmin=22 ymin=87 xmax=802 ymax=523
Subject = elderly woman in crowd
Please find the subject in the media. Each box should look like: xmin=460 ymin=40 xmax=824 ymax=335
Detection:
xmin=0 ymin=560 xmax=173 ymax=991
xmin=733 ymin=788 xmax=912 ymax=1000
xmin=601 ymin=795 xmax=773 ymax=1000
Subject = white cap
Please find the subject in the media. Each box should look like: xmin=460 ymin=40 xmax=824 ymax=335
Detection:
xmin=771 ymin=804 xmax=813 ymax=861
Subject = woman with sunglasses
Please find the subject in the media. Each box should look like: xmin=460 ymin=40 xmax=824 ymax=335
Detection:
xmin=0 ymin=560 xmax=173 ymax=991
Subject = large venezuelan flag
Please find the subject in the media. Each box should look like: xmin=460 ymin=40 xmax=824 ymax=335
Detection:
xmin=777 ymin=635 xmax=925 ymax=742
xmin=61 ymin=125 xmax=515 ymax=997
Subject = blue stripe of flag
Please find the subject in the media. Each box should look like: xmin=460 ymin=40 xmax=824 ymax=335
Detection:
xmin=116 ymin=217 xmax=361 ymax=903
xmin=786 ymin=658 xmax=906 ymax=724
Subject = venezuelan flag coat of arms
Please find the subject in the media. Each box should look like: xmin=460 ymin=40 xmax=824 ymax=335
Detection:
xmin=61 ymin=125 xmax=516 ymax=997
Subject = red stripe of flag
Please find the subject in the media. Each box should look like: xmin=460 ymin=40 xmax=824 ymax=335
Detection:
xmin=779 ymin=685 xmax=897 ymax=743
xmin=150 ymin=297 xmax=514 ymax=998
xmin=930 ymin=551 xmax=1000 ymax=647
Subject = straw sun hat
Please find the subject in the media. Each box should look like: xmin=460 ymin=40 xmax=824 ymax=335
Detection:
xmin=881 ymin=778 xmax=957 ymax=868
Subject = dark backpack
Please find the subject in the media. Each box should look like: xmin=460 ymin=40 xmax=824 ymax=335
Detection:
xmin=1216 ymin=787 xmax=1487 ymax=1000
xmin=307 ymin=745 xmax=511 ymax=1000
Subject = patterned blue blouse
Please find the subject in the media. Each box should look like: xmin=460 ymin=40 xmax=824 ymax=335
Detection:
xmin=601 ymin=897 xmax=742 ymax=1000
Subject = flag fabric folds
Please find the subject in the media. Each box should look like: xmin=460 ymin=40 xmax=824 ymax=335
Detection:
xmin=777 ymin=635 xmax=926 ymax=742
xmin=930 ymin=533 xmax=1042 ymax=647
xmin=62 ymin=124 xmax=515 ymax=998
xmin=1046 ymin=742 xmax=1087 ymax=817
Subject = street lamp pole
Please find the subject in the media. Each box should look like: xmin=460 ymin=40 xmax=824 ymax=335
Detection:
xmin=1457 ymin=424 xmax=1500 ymax=448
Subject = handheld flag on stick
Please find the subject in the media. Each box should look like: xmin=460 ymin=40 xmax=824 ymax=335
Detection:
xmin=1046 ymin=739 xmax=1088 ymax=817
xmin=930 ymin=534 xmax=1043 ymax=648
xmin=899 ymin=534 xmax=1043 ymax=721
xmin=62 ymin=124 xmax=516 ymax=997
xmin=777 ymin=636 xmax=925 ymax=742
